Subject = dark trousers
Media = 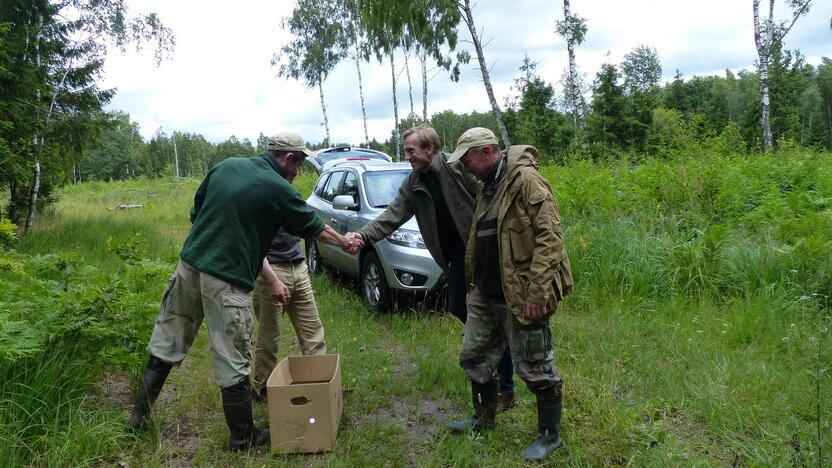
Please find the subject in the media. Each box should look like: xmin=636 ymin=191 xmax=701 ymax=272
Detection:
xmin=447 ymin=255 xmax=515 ymax=392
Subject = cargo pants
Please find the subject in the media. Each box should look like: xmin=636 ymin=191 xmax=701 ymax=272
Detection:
xmin=147 ymin=260 xmax=254 ymax=388
xmin=459 ymin=287 xmax=562 ymax=393
xmin=251 ymin=259 xmax=326 ymax=393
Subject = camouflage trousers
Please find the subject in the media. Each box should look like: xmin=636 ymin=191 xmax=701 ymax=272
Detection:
xmin=147 ymin=260 xmax=254 ymax=388
xmin=459 ymin=287 xmax=561 ymax=393
xmin=251 ymin=260 xmax=326 ymax=393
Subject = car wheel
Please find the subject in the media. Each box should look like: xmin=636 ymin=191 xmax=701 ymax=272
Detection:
xmin=361 ymin=252 xmax=390 ymax=312
xmin=306 ymin=239 xmax=323 ymax=275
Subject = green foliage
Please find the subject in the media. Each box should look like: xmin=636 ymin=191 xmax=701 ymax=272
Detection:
xmin=0 ymin=217 xmax=15 ymax=248
xmin=0 ymin=0 xmax=174 ymax=225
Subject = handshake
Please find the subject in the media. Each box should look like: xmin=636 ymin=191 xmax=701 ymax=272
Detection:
xmin=342 ymin=232 xmax=365 ymax=254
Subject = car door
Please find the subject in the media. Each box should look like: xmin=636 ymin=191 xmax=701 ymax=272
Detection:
xmin=316 ymin=170 xmax=346 ymax=264
xmin=327 ymin=170 xmax=361 ymax=275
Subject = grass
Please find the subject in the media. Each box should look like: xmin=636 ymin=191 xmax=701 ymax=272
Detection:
xmin=1 ymin=154 xmax=830 ymax=466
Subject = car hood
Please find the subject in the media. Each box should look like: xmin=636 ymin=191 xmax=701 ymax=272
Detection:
xmin=365 ymin=207 xmax=420 ymax=232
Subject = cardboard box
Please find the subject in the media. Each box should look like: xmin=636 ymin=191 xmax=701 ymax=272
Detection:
xmin=266 ymin=354 xmax=343 ymax=453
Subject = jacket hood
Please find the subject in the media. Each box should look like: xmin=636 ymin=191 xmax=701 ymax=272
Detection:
xmin=505 ymin=145 xmax=539 ymax=178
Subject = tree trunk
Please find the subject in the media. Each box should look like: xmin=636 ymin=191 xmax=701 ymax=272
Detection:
xmin=172 ymin=133 xmax=180 ymax=178
xmin=563 ymin=0 xmax=582 ymax=127
xmin=355 ymin=43 xmax=369 ymax=146
xmin=753 ymin=0 xmax=774 ymax=152
xmin=421 ymin=49 xmax=428 ymax=124
xmin=24 ymin=160 xmax=40 ymax=233
xmin=26 ymin=14 xmax=43 ymax=233
xmin=318 ymin=81 xmax=331 ymax=143
xmin=390 ymin=52 xmax=401 ymax=161
xmin=404 ymin=50 xmax=415 ymax=118
xmin=458 ymin=0 xmax=511 ymax=147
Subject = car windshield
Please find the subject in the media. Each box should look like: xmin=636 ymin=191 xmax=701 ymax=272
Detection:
xmin=363 ymin=170 xmax=410 ymax=208
xmin=317 ymin=150 xmax=387 ymax=164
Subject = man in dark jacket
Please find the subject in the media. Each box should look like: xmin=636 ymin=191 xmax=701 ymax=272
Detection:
xmin=129 ymin=132 xmax=359 ymax=451
xmin=346 ymin=126 xmax=516 ymax=406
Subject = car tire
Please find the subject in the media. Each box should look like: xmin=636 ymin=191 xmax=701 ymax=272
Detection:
xmin=306 ymin=239 xmax=323 ymax=275
xmin=361 ymin=252 xmax=391 ymax=312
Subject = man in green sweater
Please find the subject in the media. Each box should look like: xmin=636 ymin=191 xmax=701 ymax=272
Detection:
xmin=129 ymin=132 xmax=360 ymax=451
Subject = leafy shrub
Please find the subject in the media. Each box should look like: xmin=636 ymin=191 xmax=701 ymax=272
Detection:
xmin=0 ymin=217 xmax=16 ymax=248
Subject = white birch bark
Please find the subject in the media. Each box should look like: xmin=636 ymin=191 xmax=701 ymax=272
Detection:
xmin=421 ymin=49 xmax=428 ymax=124
xmin=563 ymin=0 xmax=582 ymax=127
xmin=355 ymin=43 xmax=369 ymax=145
xmin=318 ymin=81 xmax=331 ymax=143
xmin=390 ymin=52 xmax=401 ymax=161
xmin=404 ymin=50 xmax=415 ymax=118
xmin=458 ymin=0 xmax=511 ymax=147
xmin=753 ymin=0 xmax=773 ymax=152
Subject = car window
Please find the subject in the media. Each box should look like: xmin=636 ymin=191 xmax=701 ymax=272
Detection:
xmin=363 ymin=170 xmax=410 ymax=208
xmin=320 ymin=171 xmax=345 ymax=202
xmin=340 ymin=171 xmax=359 ymax=204
xmin=313 ymin=173 xmax=330 ymax=197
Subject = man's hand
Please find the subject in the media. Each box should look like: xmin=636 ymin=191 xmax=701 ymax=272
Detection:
xmin=261 ymin=257 xmax=289 ymax=304
xmin=271 ymin=278 xmax=290 ymax=305
xmin=343 ymin=232 xmax=364 ymax=254
xmin=523 ymin=301 xmax=547 ymax=321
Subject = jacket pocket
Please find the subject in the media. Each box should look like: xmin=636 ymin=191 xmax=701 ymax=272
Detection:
xmin=507 ymin=215 xmax=533 ymax=263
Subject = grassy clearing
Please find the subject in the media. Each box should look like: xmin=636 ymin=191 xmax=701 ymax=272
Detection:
xmin=1 ymin=153 xmax=830 ymax=466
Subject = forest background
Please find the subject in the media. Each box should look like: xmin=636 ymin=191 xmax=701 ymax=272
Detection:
xmin=0 ymin=0 xmax=830 ymax=466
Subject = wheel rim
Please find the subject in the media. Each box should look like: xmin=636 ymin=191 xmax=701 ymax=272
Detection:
xmin=308 ymin=242 xmax=319 ymax=273
xmin=363 ymin=262 xmax=382 ymax=307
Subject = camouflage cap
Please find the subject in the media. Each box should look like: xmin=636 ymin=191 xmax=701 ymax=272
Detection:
xmin=267 ymin=132 xmax=312 ymax=158
xmin=448 ymin=127 xmax=499 ymax=163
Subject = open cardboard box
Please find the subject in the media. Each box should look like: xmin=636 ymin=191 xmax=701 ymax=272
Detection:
xmin=266 ymin=354 xmax=342 ymax=453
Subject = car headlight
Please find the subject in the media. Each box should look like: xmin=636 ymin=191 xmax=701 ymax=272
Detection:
xmin=386 ymin=229 xmax=426 ymax=249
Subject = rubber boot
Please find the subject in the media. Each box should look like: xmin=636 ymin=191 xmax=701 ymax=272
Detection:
xmin=523 ymin=382 xmax=563 ymax=462
xmin=448 ymin=379 xmax=498 ymax=434
xmin=221 ymin=379 xmax=270 ymax=451
xmin=497 ymin=390 xmax=516 ymax=412
xmin=129 ymin=355 xmax=172 ymax=431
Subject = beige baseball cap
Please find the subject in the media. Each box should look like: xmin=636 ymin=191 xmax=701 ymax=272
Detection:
xmin=448 ymin=127 xmax=499 ymax=163
xmin=267 ymin=132 xmax=312 ymax=157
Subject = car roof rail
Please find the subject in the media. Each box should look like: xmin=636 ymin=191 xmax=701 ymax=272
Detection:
xmin=321 ymin=146 xmax=352 ymax=153
xmin=327 ymin=158 xmax=405 ymax=171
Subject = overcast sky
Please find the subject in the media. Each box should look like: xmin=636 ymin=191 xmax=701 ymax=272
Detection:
xmin=102 ymin=0 xmax=831 ymax=146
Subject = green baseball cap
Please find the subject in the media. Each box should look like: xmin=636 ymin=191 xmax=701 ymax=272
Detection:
xmin=448 ymin=127 xmax=499 ymax=163
xmin=267 ymin=131 xmax=312 ymax=157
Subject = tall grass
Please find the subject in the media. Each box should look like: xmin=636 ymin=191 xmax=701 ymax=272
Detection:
xmin=0 ymin=344 xmax=133 ymax=466
xmin=1 ymin=152 xmax=829 ymax=465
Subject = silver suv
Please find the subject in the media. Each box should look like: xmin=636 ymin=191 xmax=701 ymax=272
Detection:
xmin=305 ymin=159 xmax=444 ymax=311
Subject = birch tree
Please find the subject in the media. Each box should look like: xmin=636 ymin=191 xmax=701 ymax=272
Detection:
xmin=555 ymin=0 xmax=588 ymax=127
xmin=336 ymin=0 xmax=371 ymax=145
xmin=454 ymin=0 xmax=511 ymax=147
xmin=1 ymin=0 xmax=174 ymax=232
xmin=361 ymin=0 xmax=465 ymax=142
xmin=752 ymin=0 xmax=812 ymax=152
xmin=274 ymin=0 xmax=345 ymax=144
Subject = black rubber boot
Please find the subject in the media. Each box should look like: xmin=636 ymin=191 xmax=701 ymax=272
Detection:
xmin=221 ymin=379 xmax=270 ymax=451
xmin=129 ymin=355 xmax=172 ymax=431
xmin=448 ymin=379 xmax=498 ymax=434
xmin=523 ymin=382 xmax=563 ymax=462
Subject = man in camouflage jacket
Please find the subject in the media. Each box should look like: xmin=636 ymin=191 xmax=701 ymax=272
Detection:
xmin=446 ymin=127 xmax=573 ymax=462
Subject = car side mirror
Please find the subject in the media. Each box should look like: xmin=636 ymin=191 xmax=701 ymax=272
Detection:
xmin=333 ymin=194 xmax=358 ymax=211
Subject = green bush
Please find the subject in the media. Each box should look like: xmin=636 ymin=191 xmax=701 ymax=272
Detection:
xmin=0 ymin=217 xmax=16 ymax=248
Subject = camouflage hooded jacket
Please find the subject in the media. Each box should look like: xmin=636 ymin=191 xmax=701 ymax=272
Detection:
xmin=464 ymin=145 xmax=574 ymax=324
